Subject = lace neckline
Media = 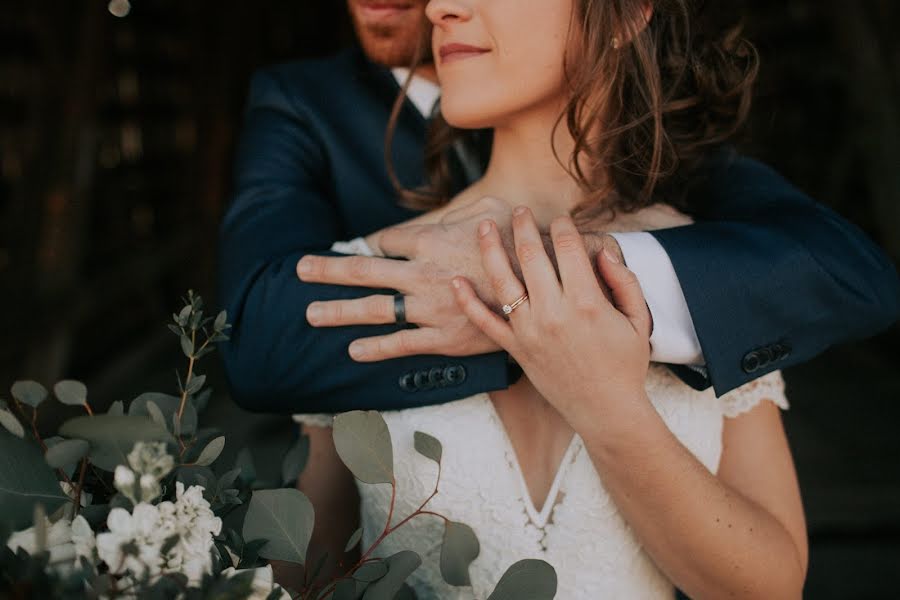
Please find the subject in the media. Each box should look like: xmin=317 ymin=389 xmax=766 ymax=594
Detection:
xmin=479 ymin=394 xmax=582 ymax=529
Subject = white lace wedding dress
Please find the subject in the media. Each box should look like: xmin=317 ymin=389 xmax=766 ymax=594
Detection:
xmin=296 ymin=365 xmax=787 ymax=599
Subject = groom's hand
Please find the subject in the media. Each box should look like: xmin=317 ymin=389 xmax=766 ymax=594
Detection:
xmin=295 ymin=196 xmax=625 ymax=362
xmin=296 ymin=198 xmax=513 ymax=362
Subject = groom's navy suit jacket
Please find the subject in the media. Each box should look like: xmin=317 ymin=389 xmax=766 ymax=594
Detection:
xmin=218 ymin=47 xmax=900 ymax=414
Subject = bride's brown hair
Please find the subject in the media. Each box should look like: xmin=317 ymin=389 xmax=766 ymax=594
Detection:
xmin=385 ymin=0 xmax=759 ymax=220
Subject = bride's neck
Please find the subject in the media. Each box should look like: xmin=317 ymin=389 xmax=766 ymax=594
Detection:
xmin=471 ymin=106 xmax=585 ymax=226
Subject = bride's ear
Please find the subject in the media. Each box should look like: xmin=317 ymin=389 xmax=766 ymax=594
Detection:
xmin=612 ymin=2 xmax=654 ymax=49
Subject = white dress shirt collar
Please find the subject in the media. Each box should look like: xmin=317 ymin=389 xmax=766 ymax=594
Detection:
xmin=392 ymin=68 xmax=441 ymax=117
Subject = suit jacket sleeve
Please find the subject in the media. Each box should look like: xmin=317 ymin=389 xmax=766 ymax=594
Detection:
xmin=218 ymin=69 xmax=509 ymax=414
xmin=651 ymin=154 xmax=900 ymax=396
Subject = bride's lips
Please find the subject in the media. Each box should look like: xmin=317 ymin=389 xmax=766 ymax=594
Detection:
xmin=439 ymin=43 xmax=491 ymax=64
xmin=355 ymin=1 xmax=415 ymax=22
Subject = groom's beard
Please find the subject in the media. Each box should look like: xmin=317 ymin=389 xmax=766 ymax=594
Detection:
xmin=348 ymin=0 xmax=433 ymax=68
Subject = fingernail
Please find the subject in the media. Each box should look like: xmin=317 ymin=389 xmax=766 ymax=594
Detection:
xmin=513 ymin=206 xmax=527 ymax=216
xmin=452 ymin=278 xmax=462 ymax=289
xmin=306 ymin=303 xmax=323 ymax=323
xmin=603 ymin=248 xmax=620 ymax=264
xmin=297 ymin=257 xmax=312 ymax=275
xmin=349 ymin=342 xmax=366 ymax=359
xmin=478 ymin=220 xmax=493 ymax=237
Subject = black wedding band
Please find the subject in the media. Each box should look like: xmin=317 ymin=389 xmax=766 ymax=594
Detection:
xmin=393 ymin=293 xmax=407 ymax=325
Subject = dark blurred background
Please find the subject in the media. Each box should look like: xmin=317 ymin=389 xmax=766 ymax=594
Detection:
xmin=1 ymin=1 xmax=898 ymax=597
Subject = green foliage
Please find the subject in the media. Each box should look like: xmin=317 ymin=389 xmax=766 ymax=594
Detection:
xmin=0 ymin=290 xmax=560 ymax=599
xmin=333 ymin=411 xmax=394 ymax=484
xmin=441 ymin=521 xmax=480 ymax=586
xmin=243 ymin=488 xmax=315 ymax=564
xmin=0 ymin=402 xmax=24 ymax=438
xmin=486 ymin=559 xmax=558 ymax=600
xmin=195 ymin=436 xmax=225 ymax=467
xmin=413 ymin=431 xmax=442 ymax=464
xmin=53 ymin=380 xmax=88 ymax=407
xmin=0 ymin=431 xmax=68 ymax=530
xmin=59 ymin=414 xmax=172 ymax=471
xmin=11 ymin=381 xmax=48 ymax=408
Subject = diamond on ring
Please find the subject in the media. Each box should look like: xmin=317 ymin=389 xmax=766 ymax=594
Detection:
xmin=502 ymin=293 xmax=528 ymax=315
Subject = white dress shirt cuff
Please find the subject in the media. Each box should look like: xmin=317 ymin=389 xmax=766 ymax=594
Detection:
xmin=609 ymin=232 xmax=705 ymax=366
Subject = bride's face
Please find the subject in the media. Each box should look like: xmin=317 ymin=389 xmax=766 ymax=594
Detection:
xmin=426 ymin=0 xmax=576 ymax=130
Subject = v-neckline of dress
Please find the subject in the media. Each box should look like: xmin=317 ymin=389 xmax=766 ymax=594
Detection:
xmin=479 ymin=394 xmax=582 ymax=529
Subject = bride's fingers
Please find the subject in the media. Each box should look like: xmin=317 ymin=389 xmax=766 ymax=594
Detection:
xmin=511 ymin=207 xmax=560 ymax=305
xmin=549 ymin=216 xmax=598 ymax=301
xmin=452 ymin=277 xmax=518 ymax=353
xmin=597 ymin=249 xmax=653 ymax=339
xmin=478 ymin=220 xmax=529 ymax=312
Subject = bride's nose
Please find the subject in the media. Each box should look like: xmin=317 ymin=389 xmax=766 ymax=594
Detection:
xmin=425 ymin=0 xmax=474 ymax=28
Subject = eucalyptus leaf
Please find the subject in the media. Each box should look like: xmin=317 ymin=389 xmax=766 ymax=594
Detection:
xmin=180 ymin=335 xmax=194 ymax=358
xmin=486 ymin=559 xmax=557 ymax=600
xmin=393 ymin=584 xmax=416 ymax=600
xmin=130 ymin=393 xmax=195 ymax=436
xmin=145 ymin=401 xmax=168 ymax=432
xmin=332 ymin=578 xmax=365 ymax=600
xmin=441 ymin=521 xmax=480 ymax=586
xmin=45 ymin=439 xmax=89 ymax=469
xmin=345 ymin=527 xmax=363 ymax=553
xmin=0 ymin=429 xmax=69 ymax=530
xmin=58 ymin=415 xmax=173 ymax=471
xmin=53 ymin=380 xmax=88 ymax=407
xmin=353 ymin=560 xmax=388 ymax=582
xmin=0 ymin=409 xmax=24 ymax=438
xmin=195 ymin=436 xmax=225 ymax=466
xmin=243 ymin=489 xmax=315 ymax=564
xmin=177 ymin=305 xmax=191 ymax=326
xmin=214 ymin=311 xmax=228 ymax=332
xmin=333 ymin=411 xmax=393 ymax=484
xmin=281 ymin=434 xmax=310 ymax=486
xmin=361 ymin=551 xmax=421 ymax=600
xmin=107 ymin=400 xmax=125 ymax=416
xmin=413 ymin=431 xmax=442 ymax=464
xmin=11 ymin=381 xmax=48 ymax=408
xmin=185 ymin=374 xmax=206 ymax=395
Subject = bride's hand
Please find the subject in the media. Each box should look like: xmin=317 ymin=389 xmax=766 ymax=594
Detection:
xmin=452 ymin=207 xmax=652 ymax=428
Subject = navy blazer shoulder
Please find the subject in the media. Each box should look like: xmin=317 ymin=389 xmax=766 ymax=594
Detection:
xmin=219 ymin=48 xmax=900 ymax=414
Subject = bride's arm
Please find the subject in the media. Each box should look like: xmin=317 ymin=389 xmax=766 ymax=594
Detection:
xmin=453 ymin=209 xmax=806 ymax=598
xmin=578 ymin=391 xmax=806 ymax=599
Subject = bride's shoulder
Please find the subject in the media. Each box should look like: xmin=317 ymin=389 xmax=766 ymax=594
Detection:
xmin=607 ymin=203 xmax=694 ymax=233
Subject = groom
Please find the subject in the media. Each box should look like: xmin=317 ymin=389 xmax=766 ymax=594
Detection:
xmin=218 ymin=0 xmax=900 ymax=414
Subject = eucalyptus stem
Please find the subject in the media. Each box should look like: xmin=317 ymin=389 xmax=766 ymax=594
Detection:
xmin=73 ymin=458 xmax=88 ymax=516
xmin=176 ymin=329 xmax=197 ymax=421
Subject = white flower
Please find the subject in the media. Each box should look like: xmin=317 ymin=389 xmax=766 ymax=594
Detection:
xmin=114 ymin=465 xmax=140 ymax=505
xmin=139 ymin=473 xmax=161 ymax=503
xmin=127 ymin=441 xmax=175 ymax=480
xmin=221 ymin=565 xmax=291 ymax=600
xmin=6 ymin=517 xmax=79 ymax=574
xmin=70 ymin=515 xmax=96 ymax=562
xmin=95 ymin=484 xmax=221 ymax=587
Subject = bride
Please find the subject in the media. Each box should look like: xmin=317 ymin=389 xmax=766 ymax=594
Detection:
xmin=296 ymin=0 xmax=807 ymax=597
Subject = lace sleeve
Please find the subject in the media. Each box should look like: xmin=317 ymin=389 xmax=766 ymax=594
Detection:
xmin=292 ymin=414 xmax=334 ymax=428
xmin=719 ymin=371 xmax=789 ymax=418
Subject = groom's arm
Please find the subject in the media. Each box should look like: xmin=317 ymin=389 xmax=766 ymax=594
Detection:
xmin=300 ymin=154 xmax=899 ymax=397
xmin=650 ymin=153 xmax=900 ymax=395
xmin=219 ymin=69 xmax=510 ymax=414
